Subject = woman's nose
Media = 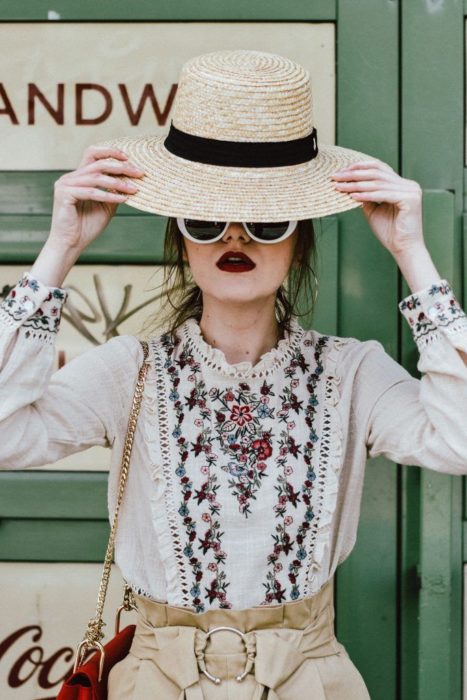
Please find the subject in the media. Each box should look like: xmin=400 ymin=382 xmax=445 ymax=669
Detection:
xmin=222 ymin=222 xmax=250 ymax=242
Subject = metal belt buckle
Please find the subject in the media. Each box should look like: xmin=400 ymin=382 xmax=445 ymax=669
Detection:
xmin=201 ymin=625 xmax=250 ymax=685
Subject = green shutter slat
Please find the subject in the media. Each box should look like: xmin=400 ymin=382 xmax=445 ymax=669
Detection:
xmin=0 ymin=1 xmax=336 ymax=21
xmin=0 ymin=471 xmax=108 ymax=519
xmin=0 ymin=172 xmax=147 ymax=216
xmin=0 ymin=519 xmax=109 ymax=561
xmin=0 ymin=214 xmax=166 ymax=263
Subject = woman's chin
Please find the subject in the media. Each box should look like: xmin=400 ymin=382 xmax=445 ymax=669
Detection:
xmin=202 ymin=289 xmax=277 ymax=307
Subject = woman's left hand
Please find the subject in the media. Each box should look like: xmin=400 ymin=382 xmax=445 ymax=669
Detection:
xmin=331 ymin=159 xmax=424 ymax=256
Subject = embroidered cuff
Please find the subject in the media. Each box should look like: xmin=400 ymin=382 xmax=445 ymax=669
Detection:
xmin=399 ymin=279 xmax=467 ymax=350
xmin=0 ymin=271 xmax=68 ymax=340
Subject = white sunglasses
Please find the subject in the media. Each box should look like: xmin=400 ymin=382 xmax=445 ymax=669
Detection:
xmin=176 ymin=218 xmax=298 ymax=244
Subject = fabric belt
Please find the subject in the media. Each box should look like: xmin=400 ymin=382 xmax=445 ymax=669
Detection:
xmin=129 ymin=580 xmax=340 ymax=699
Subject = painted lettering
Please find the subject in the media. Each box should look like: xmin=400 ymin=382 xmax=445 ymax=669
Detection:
xmin=0 ymin=82 xmax=178 ymax=126
xmin=118 ymin=82 xmax=177 ymax=125
xmin=0 ymin=83 xmax=19 ymax=124
xmin=76 ymin=83 xmax=113 ymax=125
xmin=28 ymin=83 xmax=65 ymax=124
xmin=38 ymin=647 xmax=74 ymax=688
xmin=9 ymin=645 xmax=44 ymax=687
xmin=0 ymin=625 xmax=73 ymax=690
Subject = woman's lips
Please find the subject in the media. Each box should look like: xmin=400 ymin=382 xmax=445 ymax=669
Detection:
xmin=216 ymin=251 xmax=256 ymax=273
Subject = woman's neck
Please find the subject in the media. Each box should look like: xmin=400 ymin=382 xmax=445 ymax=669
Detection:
xmin=199 ymin=298 xmax=283 ymax=366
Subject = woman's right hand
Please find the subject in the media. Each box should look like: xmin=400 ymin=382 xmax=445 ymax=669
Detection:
xmin=48 ymin=144 xmax=145 ymax=254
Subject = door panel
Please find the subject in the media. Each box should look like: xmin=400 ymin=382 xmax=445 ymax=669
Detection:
xmin=335 ymin=3 xmax=399 ymax=697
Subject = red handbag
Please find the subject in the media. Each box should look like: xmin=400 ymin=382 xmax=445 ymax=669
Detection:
xmin=57 ymin=341 xmax=149 ymax=699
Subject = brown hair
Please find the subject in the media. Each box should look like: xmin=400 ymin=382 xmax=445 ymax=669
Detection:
xmin=146 ymin=218 xmax=318 ymax=338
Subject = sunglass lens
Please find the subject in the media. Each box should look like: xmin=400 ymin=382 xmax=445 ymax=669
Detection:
xmin=184 ymin=220 xmax=226 ymax=241
xmin=246 ymin=222 xmax=291 ymax=241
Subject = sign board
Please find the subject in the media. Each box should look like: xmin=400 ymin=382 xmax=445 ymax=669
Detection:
xmin=0 ymin=22 xmax=335 ymax=170
xmin=0 ymin=562 xmax=138 ymax=700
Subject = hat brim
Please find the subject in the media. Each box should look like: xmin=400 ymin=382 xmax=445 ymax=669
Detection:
xmin=96 ymin=134 xmax=372 ymax=220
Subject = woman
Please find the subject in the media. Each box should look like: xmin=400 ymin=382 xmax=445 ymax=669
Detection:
xmin=1 ymin=50 xmax=467 ymax=699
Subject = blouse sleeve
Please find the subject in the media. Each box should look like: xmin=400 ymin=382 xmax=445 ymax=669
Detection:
xmin=363 ymin=279 xmax=467 ymax=475
xmin=0 ymin=271 xmax=142 ymax=469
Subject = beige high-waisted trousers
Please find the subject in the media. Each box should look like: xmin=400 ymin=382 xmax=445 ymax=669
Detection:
xmin=108 ymin=578 xmax=371 ymax=699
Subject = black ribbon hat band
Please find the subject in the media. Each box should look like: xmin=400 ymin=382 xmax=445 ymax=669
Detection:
xmin=164 ymin=122 xmax=318 ymax=168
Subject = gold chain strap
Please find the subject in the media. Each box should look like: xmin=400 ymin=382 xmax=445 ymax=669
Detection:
xmin=73 ymin=340 xmax=150 ymax=680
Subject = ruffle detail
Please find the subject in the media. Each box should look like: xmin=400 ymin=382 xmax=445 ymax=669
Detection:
xmin=306 ymin=336 xmax=355 ymax=595
xmin=178 ymin=315 xmax=305 ymax=378
xmin=124 ymin=577 xmax=158 ymax=602
xmin=146 ymin=337 xmax=191 ymax=607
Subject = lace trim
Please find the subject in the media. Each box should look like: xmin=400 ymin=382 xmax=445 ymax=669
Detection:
xmin=0 ymin=306 xmax=19 ymax=329
xmin=124 ymin=578 xmax=159 ymax=602
xmin=149 ymin=336 xmax=191 ymax=607
xmin=409 ymin=316 xmax=467 ymax=352
xmin=0 ymin=305 xmax=60 ymax=345
xmin=178 ymin=315 xmax=305 ymax=379
xmin=305 ymin=336 xmax=356 ymax=595
xmin=0 ymin=308 xmax=61 ymax=344
xmin=21 ymin=326 xmax=56 ymax=345
xmin=442 ymin=316 xmax=467 ymax=335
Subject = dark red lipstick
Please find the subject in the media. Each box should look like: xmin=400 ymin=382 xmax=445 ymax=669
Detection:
xmin=216 ymin=251 xmax=256 ymax=273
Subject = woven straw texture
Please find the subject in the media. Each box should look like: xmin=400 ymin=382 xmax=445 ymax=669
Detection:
xmin=96 ymin=49 xmax=372 ymax=220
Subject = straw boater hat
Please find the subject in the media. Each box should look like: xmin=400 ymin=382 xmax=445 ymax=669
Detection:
xmin=97 ymin=49 xmax=372 ymax=221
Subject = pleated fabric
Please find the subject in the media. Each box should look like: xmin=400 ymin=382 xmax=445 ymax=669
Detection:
xmin=108 ymin=579 xmax=371 ymax=699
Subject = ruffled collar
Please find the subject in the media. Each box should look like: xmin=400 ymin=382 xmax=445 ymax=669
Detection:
xmin=176 ymin=315 xmax=305 ymax=379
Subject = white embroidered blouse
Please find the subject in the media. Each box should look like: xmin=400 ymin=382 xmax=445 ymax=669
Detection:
xmin=1 ymin=272 xmax=467 ymax=612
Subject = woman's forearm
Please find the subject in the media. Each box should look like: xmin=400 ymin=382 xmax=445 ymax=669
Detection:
xmin=392 ymin=243 xmax=441 ymax=294
xmin=30 ymin=238 xmax=81 ymax=288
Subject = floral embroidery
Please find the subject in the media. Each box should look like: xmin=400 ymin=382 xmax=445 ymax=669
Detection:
xmin=210 ymin=380 xmax=276 ymax=517
xmin=162 ymin=335 xmax=205 ymax=612
xmin=162 ymin=334 xmax=233 ymax=611
xmin=157 ymin=319 xmax=334 ymax=610
xmin=200 ymin=509 xmax=230 ymax=606
xmin=399 ymin=279 xmax=467 ymax=348
xmin=194 ymin=431 xmax=233 ymax=608
xmin=0 ymin=273 xmax=67 ymax=336
xmin=262 ymin=335 xmax=328 ymax=604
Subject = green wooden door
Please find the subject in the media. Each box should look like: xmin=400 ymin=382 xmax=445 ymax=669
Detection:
xmin=397 ymin=3 xmax=465 ymax=700
xmin=0 ymin=2 xmax=465 ymax=699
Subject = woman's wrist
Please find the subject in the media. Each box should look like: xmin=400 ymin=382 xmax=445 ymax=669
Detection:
xmin=30 ymin=238 xmax=81 ymax=288
xmin=391 ymin=243 xmax=443 ymax=294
